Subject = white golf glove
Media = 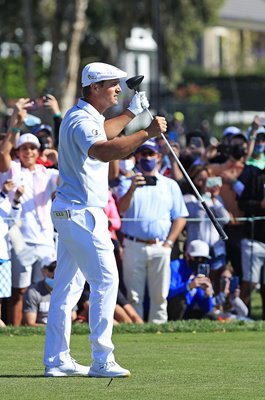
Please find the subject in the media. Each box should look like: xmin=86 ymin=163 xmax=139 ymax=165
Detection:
xmin=127 ymin=91 xmax=150 ymax=116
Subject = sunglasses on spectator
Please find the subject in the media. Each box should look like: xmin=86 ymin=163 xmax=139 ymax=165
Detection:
xmin=140 ymin=150 xmax=156 ymax=157
xmin=190 ymin=256 xmax=208 ymax=263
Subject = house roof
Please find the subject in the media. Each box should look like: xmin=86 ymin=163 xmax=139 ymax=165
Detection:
xmin=219 ymin=0 xmax=265 ymax=31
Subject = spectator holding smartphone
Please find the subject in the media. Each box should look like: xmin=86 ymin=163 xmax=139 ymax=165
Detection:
xmin=167 ymin=240 xmax=214 ymax=320
xmin=0 ymin=99 xmax=58 ymax=325
xmin=210 ymin=265 xmax=249 ymax=321
xmin=183 ymin=165 xmax=230 ymax=290
xmin=42 ymin=93 xmax=62 ymax=149
xmin=117 ymin=139 xmax=188 ymax=323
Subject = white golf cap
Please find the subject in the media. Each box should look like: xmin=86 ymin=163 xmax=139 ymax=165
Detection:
xmin=15 ymin=133 xmax=40 ymax=149
xmin=81 ymin=62 xmax=127 ymax=87
xmin=186 ymin=240 xmax=211 ymax=259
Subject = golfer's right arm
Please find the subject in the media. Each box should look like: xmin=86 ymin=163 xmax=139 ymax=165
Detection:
xmin=89 ymin=116 xmax=167 ymax=162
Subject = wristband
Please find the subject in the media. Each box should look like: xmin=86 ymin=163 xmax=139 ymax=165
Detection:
xmin=13 ymin=199 xmax=21 ymax=205
xmin=249 ymin=135 xmax=256 ymax=141
xmin=53 ymin=112 xmax=61 ymax=117
xmin=11 ymin=127 xmax=20 ymax=134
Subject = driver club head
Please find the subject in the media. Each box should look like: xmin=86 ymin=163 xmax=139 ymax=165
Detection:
xmin=126 ymin=75 xmax=144 ymax=91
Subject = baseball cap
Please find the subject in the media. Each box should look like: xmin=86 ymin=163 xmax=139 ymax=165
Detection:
xmin=223 ymin=126 xmax=241 ymax=136
xmin=256 ymin=126 xmax=265 ymax=135
xmin=15 ymin=133 xmax=40 ymax=149
xmin=186 ymin=240 xmax=210 ymax=259
xmin=31 ymin=124 xmax=52 ymax=136
xmin=81 ymin=62 xmax=127 ymax=87
xmin=135 ymin=139 xmax=160 ymax=154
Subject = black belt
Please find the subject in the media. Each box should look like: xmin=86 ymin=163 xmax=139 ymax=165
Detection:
xmin=124 ymin=234 xmax=160 ymax=245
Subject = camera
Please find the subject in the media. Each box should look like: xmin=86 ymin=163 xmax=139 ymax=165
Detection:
xmin=38 ymin=136 xmax=49 ymax=152
xmin=217 ymin=144 xmax=246 ymax=160
xmin=217 ymin=144 xmax=231 ymax=158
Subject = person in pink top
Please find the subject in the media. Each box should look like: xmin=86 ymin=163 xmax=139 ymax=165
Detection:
xmin=104 ymin=190 xmax=121 ymax=241
xmin=104 ymin=189 xmax=143 ymax=324
xmin=0 ymin=99 xmax=58 ymax=326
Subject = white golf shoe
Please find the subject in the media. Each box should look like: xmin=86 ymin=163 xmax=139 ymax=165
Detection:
xmin=88 ymin=361 xmax=131 ymax=378
xmin=44 ymin=358 xmax=90 ymax=377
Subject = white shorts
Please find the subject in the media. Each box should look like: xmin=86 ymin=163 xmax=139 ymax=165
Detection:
xmin=241 ymin=238 xmax=265 ymax=283
xmin=12 ymin=243 xmax=56 ymax=289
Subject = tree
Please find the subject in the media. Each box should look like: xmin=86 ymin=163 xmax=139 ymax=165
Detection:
xmin=46 ymin=0 xmax=89 ymax=113
xmin=0 ymin=0 xmax=224 ymax=109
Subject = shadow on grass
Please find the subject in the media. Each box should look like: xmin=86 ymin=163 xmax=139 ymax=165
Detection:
xmin=0 ymin=374 xmax=46 ymax=378
xmin=0 ymin=374 xmax=95 ymax=378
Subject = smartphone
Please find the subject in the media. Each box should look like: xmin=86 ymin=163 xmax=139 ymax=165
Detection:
xmin=206 ymin=176 xmax=222 ymax=188
xmin=230 ymin=276 xmax=239 ymax=294
xmin=189 ymin=137 xmax=203 ymax=148
xmin=143 ymin=176 xmax=157 ymax=186
xmin=26 ymin=97 xmax=44 ymax=112
xmin=220 ymin=276 xmax=227 ymax=291
xmin=197 ymin=263 xmax=210 ymax=277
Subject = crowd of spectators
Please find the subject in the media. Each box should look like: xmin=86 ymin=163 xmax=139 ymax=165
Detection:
xmin=0 ymin=94 xmax=264 ymax=327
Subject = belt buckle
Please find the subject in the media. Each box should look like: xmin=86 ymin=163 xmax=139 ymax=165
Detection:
xmin=53 ymin=210 xmax=71 ymax=219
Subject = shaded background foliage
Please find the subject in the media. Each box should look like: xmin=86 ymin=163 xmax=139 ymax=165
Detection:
xmin=0 ymin=0 xmax=223 ymax=113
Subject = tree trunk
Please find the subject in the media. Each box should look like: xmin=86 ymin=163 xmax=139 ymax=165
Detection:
xmin=60 ymin=0 xmax=89 ymax=114
xmin=21 ymin=0 xmax=36 ymax=98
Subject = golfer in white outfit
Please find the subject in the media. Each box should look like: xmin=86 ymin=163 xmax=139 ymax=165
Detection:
xmin=43 ymin=62 xmax=167 ymax=378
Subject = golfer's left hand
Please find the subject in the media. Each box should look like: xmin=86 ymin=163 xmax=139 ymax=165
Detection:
xmin=127 ymin=91 xmax=149 ymax=116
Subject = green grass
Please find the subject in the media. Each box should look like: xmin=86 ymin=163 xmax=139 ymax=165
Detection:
xmin=1 ymin=324 xmax=265 ymax=400
xmin=250 ymin=288 xmax=263 ymax=320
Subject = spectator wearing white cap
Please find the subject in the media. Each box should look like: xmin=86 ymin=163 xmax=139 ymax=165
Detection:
xmin=43 ymin=61 xmax=167 ymax=378
xmin=167 ymin=239 xmax=214 ymax=320
xmin=0 ymin=99 xmax=59 ymax=326
xmin=183 ymin=164 xmax=230 ymax=290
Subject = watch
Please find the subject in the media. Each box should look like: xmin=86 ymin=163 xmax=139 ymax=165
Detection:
xmin=165 ymin=239 xmax=174 ymax=248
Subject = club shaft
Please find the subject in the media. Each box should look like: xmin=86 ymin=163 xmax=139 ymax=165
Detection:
xmin=144 ymin=107 xmax=228 ymax=241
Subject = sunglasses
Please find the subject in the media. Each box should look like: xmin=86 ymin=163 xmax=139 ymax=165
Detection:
xmin=140 ymin=150 xmax=156 ymax=157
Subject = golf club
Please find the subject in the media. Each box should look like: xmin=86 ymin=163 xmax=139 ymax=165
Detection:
xmin=126 ymin=75 xmax=228 ymax=241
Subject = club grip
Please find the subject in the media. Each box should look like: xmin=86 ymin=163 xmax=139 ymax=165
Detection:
xmin=201 ymin=201 xmax=228 ymax=241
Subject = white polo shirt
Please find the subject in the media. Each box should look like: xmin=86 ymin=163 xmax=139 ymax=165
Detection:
xmin=56 ymin=99 xmax=109 ymax=207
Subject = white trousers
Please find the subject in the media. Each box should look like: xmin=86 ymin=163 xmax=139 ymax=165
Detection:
xmin=122 ymin=238 xmax=171 ymax=324
xmin=44 ymin=199 xmax=118 ymax=367
xmin=241 ymin=238 xmax=265 ymax=283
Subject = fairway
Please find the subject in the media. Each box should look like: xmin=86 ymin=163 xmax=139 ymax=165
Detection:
xmin=1 ymin=330 xmax=265 ymax=400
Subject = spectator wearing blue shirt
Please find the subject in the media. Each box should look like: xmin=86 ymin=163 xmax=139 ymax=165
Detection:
xmin=167 ymin=240 xmax=214 ymax=320
xmin=117 ymin=139 xmax=188 ymax=324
